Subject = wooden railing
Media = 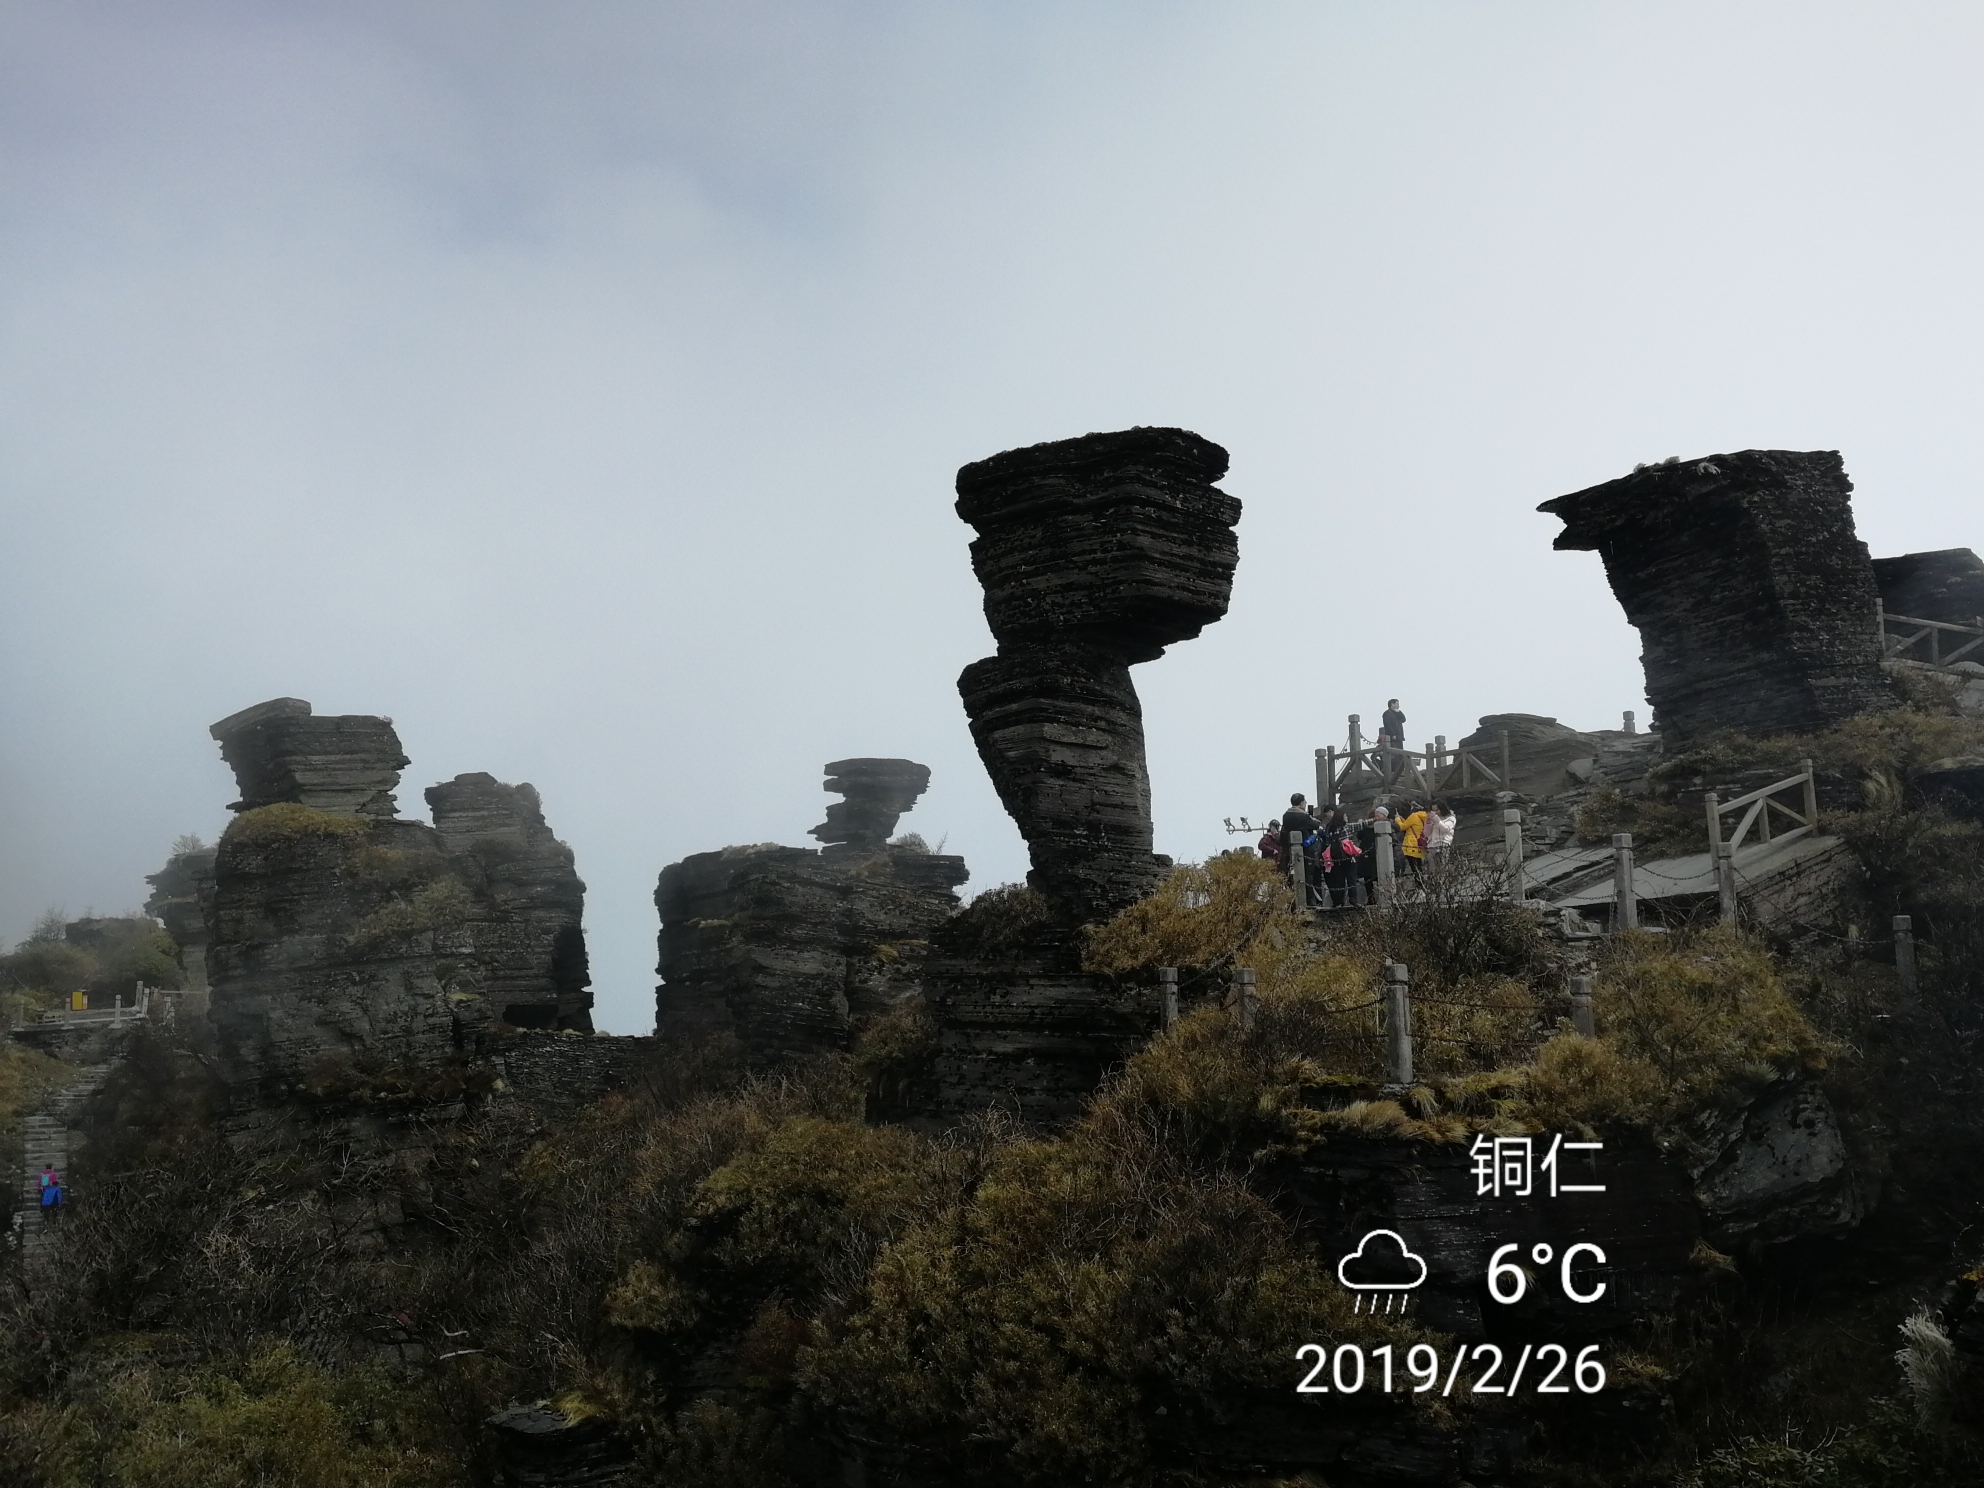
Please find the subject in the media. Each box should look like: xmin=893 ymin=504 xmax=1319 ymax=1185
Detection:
xmin=1705 ymin=761 xmax=1818 ymax=923
xmin=1879 ymin=602 xmax=1984 ymax=671
xmin=1318 ymin=715 xmax=1510 ymax=806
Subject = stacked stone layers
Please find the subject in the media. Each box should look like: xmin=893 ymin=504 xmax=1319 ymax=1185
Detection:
xmin=1539 ymin=451 xmax=1900 ymax=741
xmin=209 ymin=697 xmax=410 ymax=817
xmin=810 ymin=757 xmax=932 ymax=849
xmin=655 ymin=841 xmax=967 ymax=1063
xmin=919 ymin=937 xmax=1164 ymax=1127
xmin=203 ymin=699 xmax=594 ymax=1097
xmin=426 ymin=773 xmax=592 ymax=1031
xmin=955 ymin=426 xmax=1241 ymax=923
xmin=144 ymin=847 xmax=217 ymax=993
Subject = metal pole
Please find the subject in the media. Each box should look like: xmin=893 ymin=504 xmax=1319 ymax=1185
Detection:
xmin=1159 ymin=966 xmax=1178 ymax=1029
xmin=1384 ymin=962 xmax=1413 ymax=1085
xmin=1374 ymin=818 xmax=1395 ymax=908
xmin=1316 ymin=748 xmax=1330 ymax=813
xmin=1569 ymin=975 xmax=1595 ymax=1038
xmin=1232 ymin=967 xmax=1258 ymax=1033
xmin=1500 ymin=730 xmax=1511 ymax=787
xmin=1894 ymin=916 xmax=1919 ymax=1000
xmin=1503 ymin=807 xmax=1525 ymax=903
xmin=1612 ymin=833 xmax=1639 ymax=931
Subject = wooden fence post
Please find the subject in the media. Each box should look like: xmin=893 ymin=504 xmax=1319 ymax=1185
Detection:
xmin=1612 ymin=833 xmax=1639 ymax=931
xmin=1159 ymin=966 xmax=1178 ymax=1029
xmin=1714 ymin=842 xmax=1737 ymax=926
xmin=1384 ymin=962 xmax=1413 ymax=1085
xmin=1374 ymin=819 xmax=1396 ymax=907
xmin=1800 ymin=758 xmax=1819 ymax=829
xmin=1348 ymin=713 xmax=1363 ymax=755
xmin=1503 ymin=808 xmax=1525 ymax=903
xmin=1231 ymin=967 xmax=1258 ymax=1032
xmin=1894 ymin=916 xmax=1919 ymax=1000
xmin=1287 ymin=826 xmax=1309 ymax=908
xmin=1569 ymin=975 xmax=1596 ymax=1037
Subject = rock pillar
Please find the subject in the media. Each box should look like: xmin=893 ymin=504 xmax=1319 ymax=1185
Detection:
xmin=1538 ymin=451 xmax=1899 ymax=741
xmin=954 ymin=427 xmax=1241 ymax=922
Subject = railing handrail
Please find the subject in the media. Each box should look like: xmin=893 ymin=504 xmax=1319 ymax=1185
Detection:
xmin=1881 ymin=608 xmax=1984 ymax=636
xmin=1706 ymin=759 xmax=1818 ymax=859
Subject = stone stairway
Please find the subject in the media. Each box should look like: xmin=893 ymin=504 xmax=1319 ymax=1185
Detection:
xmin=14 ymin=1058 xmax=121 ymax=1264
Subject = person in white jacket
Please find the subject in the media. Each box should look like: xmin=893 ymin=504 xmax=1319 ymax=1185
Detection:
xmin=1423 ymin=801 xmax=1457 ymax=870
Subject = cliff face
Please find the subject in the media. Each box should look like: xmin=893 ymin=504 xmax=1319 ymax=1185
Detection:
xmin=1539 ymin=451 xmax=1900 ymax=741
xmin=954 ymin=426 xmax=1241 ymax=924
xmin=653 ymin=761 xmax=968 ymax=1063
xmin=202 ymin=699 xmax=592 ymax=1099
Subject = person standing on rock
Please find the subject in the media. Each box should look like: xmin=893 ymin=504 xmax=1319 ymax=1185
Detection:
xmin=1380 ymin=700 xmax=1407 ymax=751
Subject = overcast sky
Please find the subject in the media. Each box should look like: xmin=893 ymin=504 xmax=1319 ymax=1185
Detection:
xmin=3 ymin=3 xmax=1979 ymax=1031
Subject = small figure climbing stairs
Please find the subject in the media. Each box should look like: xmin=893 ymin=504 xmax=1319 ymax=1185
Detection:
xmin=15 ymin=1059 xmax=121 ymax=1264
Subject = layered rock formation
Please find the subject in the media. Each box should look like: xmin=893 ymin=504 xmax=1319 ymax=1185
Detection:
xmin=809 ymin=758 xmax=931 ymax=849
xmin=144 ymin=845 xmax=217 ymax=994
xmin=1539 ymin=451 xmax=1900 ymax=741
xmin=209 ymin=697 xmax=410 ymax=816
xmin=202 ymin=699 xmax=592 ymax=1099
xmin=427 ymin=773 xmax=591 ymax=1032
xmin=955 ymin=427 xmax=1241 ymax=923
xmin=654 ymin=761 xmax=968 ymax=1063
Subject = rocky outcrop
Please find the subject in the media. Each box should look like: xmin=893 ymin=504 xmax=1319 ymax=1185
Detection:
xmin=426 ymin=774 xmax=591 ymax=1032
xmin=1539 ymin=451 xmax=1900 ymax=741
xmin=202 ymin=699 xmax=592 ymax=1100
xmin=144 ymin=846 xmax=217 ymax=993
xmin=810 ymin=758 xmax=931 ymax=849
xmin=209 ymin=697 xmax=410 ymax=816
xmin=654 ymin=762 xmax=967 ymax=1063
xmin=1874 ymin=547 xmax=1984 ymax=628
xmin=1689 ymin=1081 xmax=1869 ymax=1245
xmin=955 ymin=427 xmax=1241 ymax=924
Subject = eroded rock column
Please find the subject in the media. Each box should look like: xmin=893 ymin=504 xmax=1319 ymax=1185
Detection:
xmin=954 ymin=427 xmax=1241 ymax=922
xmin=1538 ymin=451 xmax=1899 ymax=741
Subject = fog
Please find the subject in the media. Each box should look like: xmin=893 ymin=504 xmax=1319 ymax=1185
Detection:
xmin=3 ymin=3 xmax=1979 ymax=1031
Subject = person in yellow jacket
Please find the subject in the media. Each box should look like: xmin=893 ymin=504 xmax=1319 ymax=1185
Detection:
xmin=1397 ymin=802 xmax=1429 ymax=881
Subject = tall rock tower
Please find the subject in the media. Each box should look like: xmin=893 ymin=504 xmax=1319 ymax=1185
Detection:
xmin=954 ymin=426 xmax=1242 ymax=923
xmin=1538 ymin=451 xmax=1899 ymax=741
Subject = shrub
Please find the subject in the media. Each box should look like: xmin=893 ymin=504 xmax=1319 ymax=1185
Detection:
xmin=799 ymin=1104 xmax=1425 ymax=1484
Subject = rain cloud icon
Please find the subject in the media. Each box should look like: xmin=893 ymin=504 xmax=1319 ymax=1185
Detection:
xmin=1337 ymin=1229 xmax=1429 ymax=1314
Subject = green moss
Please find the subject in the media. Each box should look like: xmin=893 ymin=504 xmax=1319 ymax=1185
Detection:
xmin=221 ymin=803 xmax=373 ymax=849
